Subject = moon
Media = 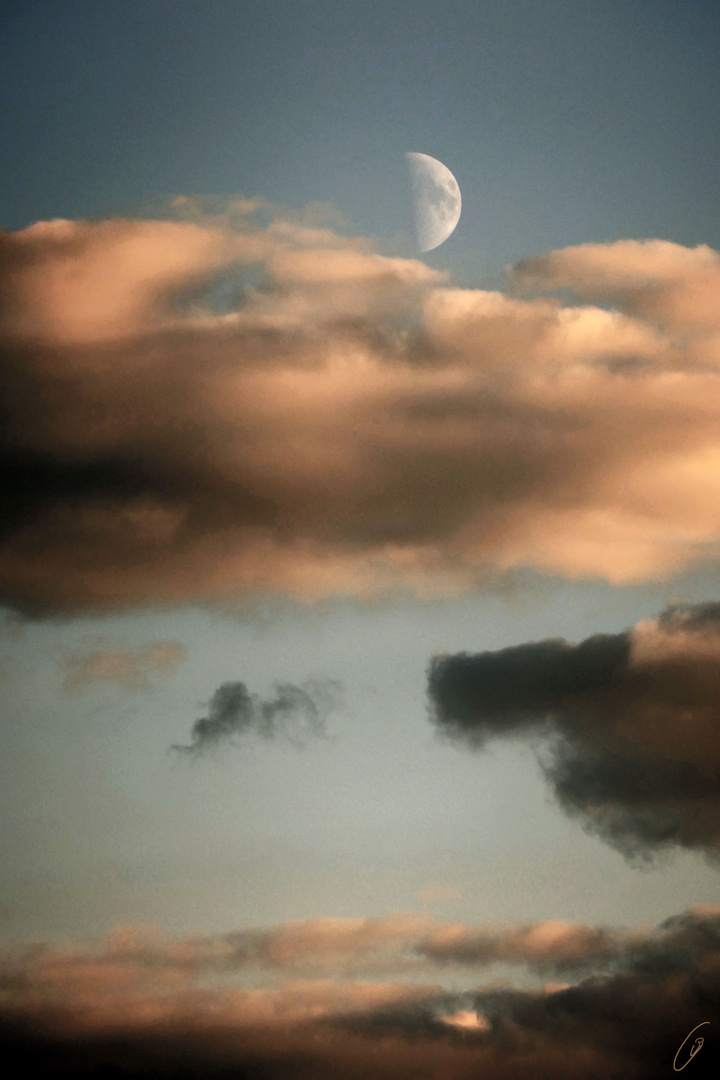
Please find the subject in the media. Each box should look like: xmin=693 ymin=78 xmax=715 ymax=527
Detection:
xmin=406 ymin=152 xmax=461 ymax=252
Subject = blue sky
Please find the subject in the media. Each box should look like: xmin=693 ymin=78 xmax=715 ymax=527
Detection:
xmin=4 ymin=0 xmax=719 ymax=263
xmin=1 ymin=3 xmax=720 ymax=1076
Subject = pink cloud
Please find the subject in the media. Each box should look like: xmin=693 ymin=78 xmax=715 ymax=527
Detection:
xmin=1 ymin=906 xmax=718 ymax=1078
xmin=61 ymin=640 xmax=187 ymax=690
xmin=2 ymin=209 xmax=720 ymax=613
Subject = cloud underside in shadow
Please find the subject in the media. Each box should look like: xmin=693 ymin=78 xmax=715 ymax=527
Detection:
xmin=428 ymin=602 xmax=720 ymax=860
xmin=1 ymin=905 xmax=718 ymax=1079
xmin=2 ymin=204 xmax=720 ymax=614
xmin=172 ymin=677 xmax=342 ymax=752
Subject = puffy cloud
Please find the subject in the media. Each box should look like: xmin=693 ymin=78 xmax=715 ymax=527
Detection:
xmin=513 ymin=238 xmax=720 ymax=297
xmin=1 ymin=217 xmax=237 ymax=343
xmin=512 ymin=239 xmax=720 ymax=370
xmin=2 ymin=906 xmax=718 ymax=1078
xmin=62 ymin=640 xmax=186 ymax=690
xmin=428 ymin=601 xmax=720 ymax=860
xmin=3 ymin=207 xmax=720 ymax=614
xmin=172 ymin=677 xmax=343 ymax=753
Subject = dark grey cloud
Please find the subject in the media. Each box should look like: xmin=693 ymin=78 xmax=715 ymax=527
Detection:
xmin=174 ymin=678 xmax=342 ymax=753
xmin=428 ymin=603 xmax=720 ymax=861
xmin=427 ymin=631 xmax=631 ymax=744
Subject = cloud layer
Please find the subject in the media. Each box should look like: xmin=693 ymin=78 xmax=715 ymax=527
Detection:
xmin=1 ymin=905 xmax=718 ymax=1078
xmin=3 ymin=204 xmax=720 ymax=613
xmin=428 ymin=602 xmax=720 ymax=860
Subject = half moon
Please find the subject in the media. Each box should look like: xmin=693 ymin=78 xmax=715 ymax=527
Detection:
xmin=406 ymin=152 xmax=462 ymax=252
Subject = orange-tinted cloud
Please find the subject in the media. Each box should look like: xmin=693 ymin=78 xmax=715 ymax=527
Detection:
xmin=62 ymin=640 xmax=187 ymax=690
xmin=3 ymin=207 xmax=720 ymax=614
xmin=1 ymin=907 xmax=718 ymax=1078
xmin=417 ymin=885 xmax=463 ymax=905
xmin=419 ymin=918 xmax=617 ymax=968
xmin=0 ymin=910 xmax=654 ymax=991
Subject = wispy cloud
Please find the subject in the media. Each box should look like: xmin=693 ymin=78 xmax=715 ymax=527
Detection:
xmin=428 ymin=602 xmax=720 ymax=860
xmin=173 ymin=677 xmax=343 ymax=753
xmin=2 ymin=205 xmax=720 ymax=614
xmin=62 ymin=640 xmax=187 ymax=691
xmin=418 ymin=885 xmax=463 ymax=905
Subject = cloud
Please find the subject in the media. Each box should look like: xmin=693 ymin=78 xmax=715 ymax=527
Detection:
xmin=513 ymin=238 xmax=720 ymax=326
xmin=1 ymin=906 xmax=718 ymax=1078
xmin=62 ymin=640 xmax=187 ymax=690
xmin=173 ymin=677 xmax=343 ymax=752
xmin=3 ymin=206 xmax=720 ymax=614
xmin=418 ymin=919 xmax=619 ymax=969
xmin=0 ymin=910 xmax=670 ymax=986
xmin=418 ymin=885 xmax=463 ymax=905
xmin=428 ymin=601 xmax=720 ymax=861
xmin=221 ymin=912 xmax=433 ymax=974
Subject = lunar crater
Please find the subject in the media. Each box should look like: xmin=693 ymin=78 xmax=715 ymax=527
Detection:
xmin=406 ymin=151 xmax=462 ymax=252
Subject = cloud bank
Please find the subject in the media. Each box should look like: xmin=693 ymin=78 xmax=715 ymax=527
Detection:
xmin=3 ymin=203 xmax=720 ymax=614
xmin=1 ymin=906 xmax=718 ymax=1078
xmin=173 ymin=677 xmax=342 ymax=752
xmin=428 ymin=602 xmax=720 ymax=861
